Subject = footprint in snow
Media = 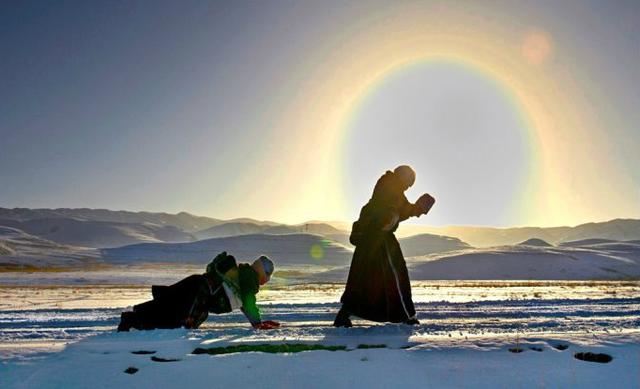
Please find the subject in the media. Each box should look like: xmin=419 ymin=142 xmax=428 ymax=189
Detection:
xmin=574 ymin=352 xmax=613 ymax=364
xmin=151 ymin=356 xmax=181 ymax=362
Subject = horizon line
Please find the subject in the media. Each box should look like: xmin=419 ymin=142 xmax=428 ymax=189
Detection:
xmin=1 ymin=206 xmax=637 ymax=230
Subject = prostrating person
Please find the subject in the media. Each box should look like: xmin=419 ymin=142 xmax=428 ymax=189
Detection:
xmin=117 ymin=252 xmax=280 ymax=331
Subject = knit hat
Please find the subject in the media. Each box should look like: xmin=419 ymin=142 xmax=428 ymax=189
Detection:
xmin=257 ymin=255 xmax=274 ymax=279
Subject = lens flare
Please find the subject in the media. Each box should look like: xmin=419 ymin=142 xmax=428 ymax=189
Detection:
xmin=310 ymin=244 xmax=324 ymax=259
xmin=310 ymin=239 xmax=332 ymax=260
xmin=521 ymin=29 xmax=553 ymax=65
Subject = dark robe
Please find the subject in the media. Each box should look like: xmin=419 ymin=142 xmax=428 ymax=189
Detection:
xmin=131 ymin=274 xmax=218 ymax=330
xmin=340 ymin=170 xmax=422 ymax=323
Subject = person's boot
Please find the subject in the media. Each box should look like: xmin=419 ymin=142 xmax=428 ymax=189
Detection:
xmin=404 ymin=316 xmax=420 ymax=326
xmin=333 ymin=307 xmax=353 ymax=328
xmin=117 ymin=311 xmax=136 ymax=332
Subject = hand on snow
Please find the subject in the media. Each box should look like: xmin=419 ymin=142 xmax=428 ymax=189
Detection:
xmin=416 ymin=193 xmax=435 ymax=216
xmin=255 ymin=320 xmax=280 ymax=330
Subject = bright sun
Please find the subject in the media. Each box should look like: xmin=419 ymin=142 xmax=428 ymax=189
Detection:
xmin=343 ymin=61 xmax=532 ymax=226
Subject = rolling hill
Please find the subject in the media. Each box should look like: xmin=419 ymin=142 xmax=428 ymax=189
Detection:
xmin=0 ymin=218 xmax=196 ymax=248
xmin=396 ymin=218 xmax=640 ymax=247
xmin=312 ymin=239 xmax=640 ymax=281
xmin=399 ymin=233 xmax=472 ymax=256
xmin=0 ymin=208 xmax=222 ymax=232
xmin=0 ymin=226 xmax=99 ymax=269
xmin=101 ymin=233 xmax=353 ymax=267
xmin=406 ymin=239 xmax=640 ymax=280
xmin=193 ymin=221 xmax=344 ymax=240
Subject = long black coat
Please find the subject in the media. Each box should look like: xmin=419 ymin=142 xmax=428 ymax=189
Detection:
xmin=131 ymin=274 xmax=217 ymax=330
xmin=340 ymin=170 xmax=421 ymax=323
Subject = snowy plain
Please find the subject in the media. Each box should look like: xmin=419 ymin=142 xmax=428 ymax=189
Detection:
xmin=1 ymin=276 xmax=639 ymax=388
xmin=2 ymin=225 xmax=640 ymax=388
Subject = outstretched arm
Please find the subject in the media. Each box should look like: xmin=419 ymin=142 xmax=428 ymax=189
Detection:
xmin=241 ymin=293 xmax=261 ymax=327
xmin=241 ymin=292 xmax=280 ymax=329
xmin=394 ymin=193 xmax=436 ymax=223
xmin=397 ymin=194 xmax=422 ymax=222
xmin=378 ymin=194 xmax=422 ymax=230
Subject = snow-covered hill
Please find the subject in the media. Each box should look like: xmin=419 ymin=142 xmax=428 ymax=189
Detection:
xmin=397 ymin=218 xmax=640 ymax=247
xmin=101 ymin=233 xmax=353 ymax=267
xmin=311 ymin=239 xmax=640 ymax=281
xmin=0 ymin=208 xmax=349 ymax=247
xmin=193 ymin=222 xmax=345 ymax=240
xmin=0 ymin=218 xmax=196 ymax=248
xmin=407 ymin=240 xmax=640 ymax=280
xmin=314 ymin=232 xmax=473 ymax=254
xmin=5 ymin=208 xmax=639 ymax=251
xmin=0 ymin=208 xmax=222 ymax=232
xmin=0 ymin=226 xmax=99 ymax=269
xmin=193 ymin=222 xmax=301 ymax=240
xmin=517 ymin=238 xmax=553 ymax=247
xmin=399 ymin=233 xmax=472 ymax=256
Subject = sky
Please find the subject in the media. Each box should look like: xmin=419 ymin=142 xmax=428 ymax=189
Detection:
xmin=1 ymin=0 xmax=639 ymax=227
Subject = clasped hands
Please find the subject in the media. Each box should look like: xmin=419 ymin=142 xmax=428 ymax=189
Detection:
xmin=415 ymin=193 xmax=435 ymax=216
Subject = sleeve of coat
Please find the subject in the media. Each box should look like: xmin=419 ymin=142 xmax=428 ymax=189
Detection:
xmin=241 ymin=293 xmax=261 ymax=326
xmin=239 ymin=266 xmax=262 ymax=326
xmin=396 ymin=193 xmax=421 ymax=222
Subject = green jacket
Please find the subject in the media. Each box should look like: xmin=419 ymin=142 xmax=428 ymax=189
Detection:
xmin=206 ymin=252 xmax=262 ymax=325
xmin=223 ymin=263 xmax=261 ymax=325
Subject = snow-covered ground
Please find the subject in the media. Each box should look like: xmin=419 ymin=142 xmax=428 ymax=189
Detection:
xmin=1 ymin=280 xmax=638 ymax=388
xmin=1 ymin=247 xmax=638 ymax=388
xmin=5 ymin=327 xmax=639 ymax=388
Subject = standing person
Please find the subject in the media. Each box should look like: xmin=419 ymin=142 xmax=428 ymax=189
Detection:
xmin=334 ymin=165 xmax=435 ymax=327
xmin=117 ymin=252 xmax=280 ymax=331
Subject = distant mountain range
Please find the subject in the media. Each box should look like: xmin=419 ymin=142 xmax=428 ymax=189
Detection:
xmin=0 ymin=218 xmax=196 ymax=248
xmin=0 ymin=208 xmax=222 ymax=232
xmin=2 ymin=208 xmax=640 ymax=276
xmin=0 ymin=208 xmax=349 ymax=248
xmin=397 ymin=218 xmax=640 ymax=247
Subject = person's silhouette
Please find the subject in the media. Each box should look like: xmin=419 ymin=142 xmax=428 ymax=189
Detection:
xmin=334 ymin=165 xmax=435 ymax=327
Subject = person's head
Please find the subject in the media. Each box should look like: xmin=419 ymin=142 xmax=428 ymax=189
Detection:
xmin=394 ymin=165 xmax=416 ymax=190
xmin=251 ymin=255 xmax=275 ymax=285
